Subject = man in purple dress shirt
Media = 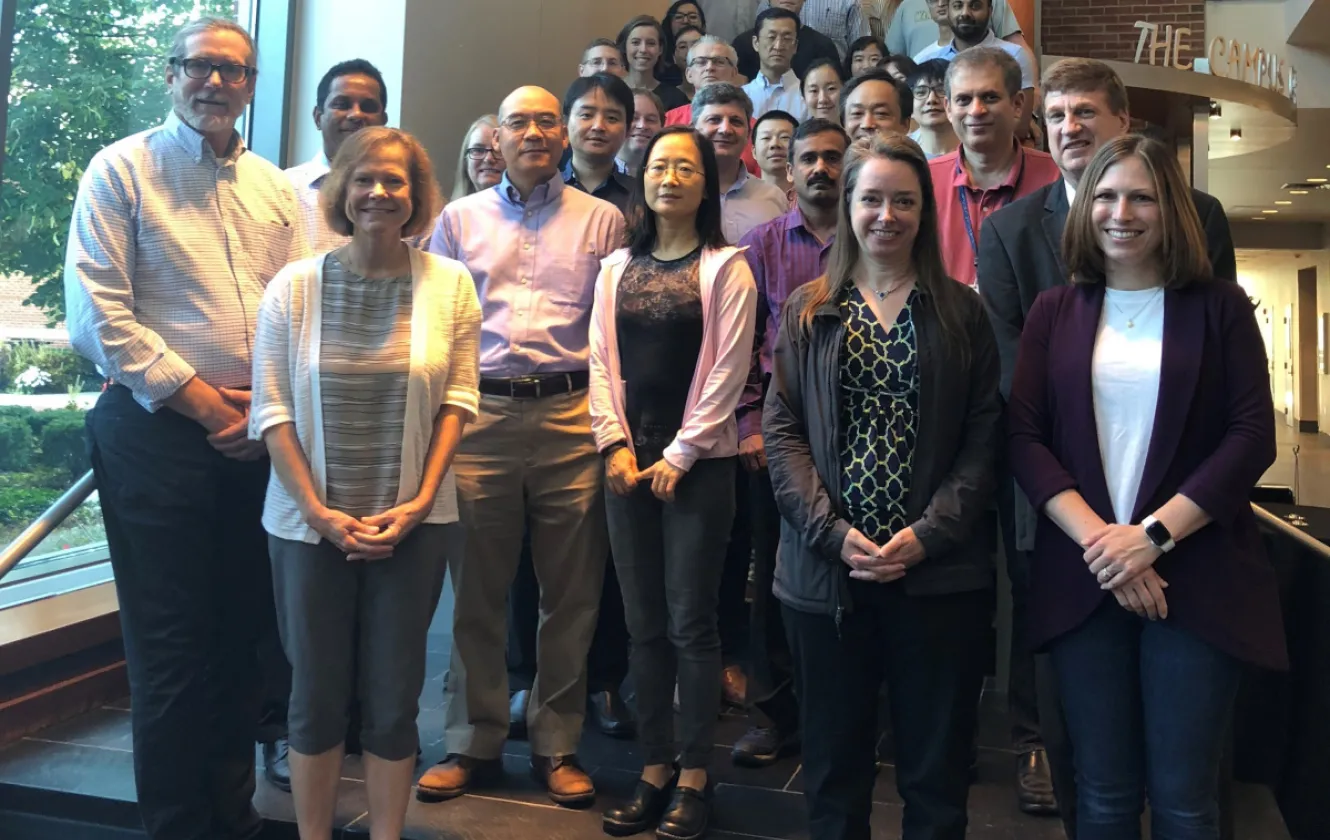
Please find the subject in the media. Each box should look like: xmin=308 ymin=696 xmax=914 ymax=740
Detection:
xmin=731 ymin=117 xmax=850 ymax=767
xmin=418 ymin=85 xmax=625 ymax=807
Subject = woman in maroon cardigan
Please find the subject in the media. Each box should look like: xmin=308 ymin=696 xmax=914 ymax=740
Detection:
xmin=1007 ymin=135 xmax=1287 ymax=840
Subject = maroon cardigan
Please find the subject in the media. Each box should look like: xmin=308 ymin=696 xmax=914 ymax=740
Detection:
xmin=1007 ymin=281 xmax=1288 ymax=671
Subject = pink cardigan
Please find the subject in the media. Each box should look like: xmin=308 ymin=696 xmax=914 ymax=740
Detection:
xmin=589 ymin=245 xmax=758 ymax=472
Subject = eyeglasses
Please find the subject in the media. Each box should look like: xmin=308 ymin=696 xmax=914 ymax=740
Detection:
xmin=645 ymin=161 xmax=700 ymax=180
xmin=912 ymin=84 xmax=945 ymax=100
xmin=170 ymin=57 xmax=255 ymax=84
xmin=674 ymin=10 xmax=702 ymax=26
xmin=500 ymin=114 xmax=562 ymax=134
xmin=688 ymin=56 xmax=732 ymax=68
xmin=465 ymin=146 xmax=501 ymax=161
xmin=583 ymin=57 xmax=624 ymax=71
xmin=760 ymin=33 xmax=797 ymax=47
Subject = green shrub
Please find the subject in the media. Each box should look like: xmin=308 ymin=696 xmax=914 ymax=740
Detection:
xmin=0 ymin=405 xmax=39 ymax=435
xmin=39 ymin=412 xmax=90 ymax=480
xmin=0 ymin=343 xmax=11 ymax=392
xmin=0 ymin=417 xmax=36 ymax=471
xmin=31 ymin=407 xmax=86 ymax=436
xmin=0 ymin=483 xmax=62 ymax=527
xmin=4 ymin=341 xmax=101 ymax=394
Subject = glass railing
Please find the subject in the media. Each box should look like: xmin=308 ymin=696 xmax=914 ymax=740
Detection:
xmin=0 ymin=470 xmax=107 ymax=611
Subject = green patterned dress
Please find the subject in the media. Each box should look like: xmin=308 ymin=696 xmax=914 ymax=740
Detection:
xmin=839 ymin=285 xmax=919 ymax=551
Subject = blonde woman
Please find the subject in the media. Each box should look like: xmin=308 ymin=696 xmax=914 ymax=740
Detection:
xmin=451 ymin=114 xmax=505 ymax=200
xmin=250 ymin=127 xmax=481 ymax=839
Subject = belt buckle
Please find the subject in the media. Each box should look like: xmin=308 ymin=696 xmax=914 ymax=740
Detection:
xmin=510 ymin=375 xmax=540 ymax=398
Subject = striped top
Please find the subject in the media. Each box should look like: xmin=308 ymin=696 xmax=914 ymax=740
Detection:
xmin=64 ymin=113 xmax=306 ymax=412
xmin=319 ymin=255 xmax=412 ymax=518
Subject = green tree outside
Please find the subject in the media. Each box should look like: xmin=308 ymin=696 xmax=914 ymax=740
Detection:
xmin=1 ymin=0 xmax=238 ymax=324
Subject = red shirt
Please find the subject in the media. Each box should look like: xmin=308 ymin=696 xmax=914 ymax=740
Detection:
xmin=929 ymin=143 xmax=1060 ymax=287
xmin=665 ymin=104 xmax=762 ymax=177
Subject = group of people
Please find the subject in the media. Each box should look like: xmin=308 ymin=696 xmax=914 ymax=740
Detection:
xmin=62 ymin=7 xmax=1287 ymax=840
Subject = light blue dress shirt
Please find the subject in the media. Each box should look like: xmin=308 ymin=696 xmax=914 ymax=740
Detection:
xmin=425 ymin=172 xmax=624 ymax=378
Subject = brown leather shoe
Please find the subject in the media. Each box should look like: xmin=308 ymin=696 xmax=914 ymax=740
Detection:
xmin=415 ymin=754 xmax=502 ymax=802
xmin=530 ymin=754 xmax=596 ymax=807
xmin=721 ymin=664 xmax=747 ymax=708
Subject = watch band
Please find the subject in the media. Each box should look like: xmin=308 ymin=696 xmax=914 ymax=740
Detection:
xmin=1142 ymin=515 xmax=1176 ymax=552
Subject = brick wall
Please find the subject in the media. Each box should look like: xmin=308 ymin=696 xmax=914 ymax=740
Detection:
xmin=1042 ymin=0 xmax=1206 ymax=64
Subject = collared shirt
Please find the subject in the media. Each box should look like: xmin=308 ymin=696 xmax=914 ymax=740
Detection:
xmin=735 ymin=208 xmax=834 ymax=438
xmin=913 ymin=29 xmax=1036 ymax=89
xmin=561 ymin=158 xmax=635 ymax=215
xmin=734 ymin=25 xmax=841 ymax=84
xmin=757 ymin=0 xmax=869 ymax=57
xmin=720 ymin=167 xmax=789 ymax=246
xmin=665 ymin=105 xmax=763 ymax=177
xmin=698 ymin=0 xmax=762 ymax=43
xmin=887 ymin=0 xmax=1020 ymax=59
xmin=426 ymin=171 xmax=624 ymax=377
xmin=929 ymin=142 xmax=1059 ymax=286
xmin=743 ymin=69 xmax=812 ymax=121
xmin=285 ymin=151 xmax=350 ymax=254
xmin=64 ymin=113 xmax=306 ymax=412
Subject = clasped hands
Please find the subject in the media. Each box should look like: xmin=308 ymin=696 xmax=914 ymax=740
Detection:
xmin=205 ymin=386 xmax=266 ymax=461
xmin=1081 ymin=523 xmax=1169 ymax=620
xmin=605 ymin=446 xmax=685 ymax=502
xmin=308 ymin=499 xmax=429 ymax=561
xmin=840 ymin=526 xmax=925 ymax=583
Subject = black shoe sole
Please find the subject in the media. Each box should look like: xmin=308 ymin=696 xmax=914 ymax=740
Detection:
xmin=732 ymin=738 xmax=800 ymax=768
xmin=1018 ymin=799 xmax=1060 ymax=817
xmin=603 ymin=816 xmax=656 ymax=836
xmin=657 ymin=818 xmax=708 ymax=840
xmin=415 ymin=785 xmax=468 ymax=803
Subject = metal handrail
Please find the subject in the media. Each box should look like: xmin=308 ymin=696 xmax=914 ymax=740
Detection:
xmin=0 ymin=470 xmax=97 ymax=584
xmin=1252 ymin=502 xmax=1330 ymax=559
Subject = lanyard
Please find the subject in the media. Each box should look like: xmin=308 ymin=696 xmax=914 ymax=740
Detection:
xmin=957 ymin=150 xmax=1025 ymax=270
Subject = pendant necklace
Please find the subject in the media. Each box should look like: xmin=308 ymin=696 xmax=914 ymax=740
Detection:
xmin=1110 ymin=287 xmax=1163 ymax=329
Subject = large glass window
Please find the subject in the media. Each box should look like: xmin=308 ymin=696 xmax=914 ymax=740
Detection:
xmin=0 ymin=1 xmax=251 ymax=604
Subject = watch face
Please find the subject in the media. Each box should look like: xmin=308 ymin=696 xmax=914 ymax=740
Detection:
xmin=1145 ymin=519 xmax=1171 ymax=546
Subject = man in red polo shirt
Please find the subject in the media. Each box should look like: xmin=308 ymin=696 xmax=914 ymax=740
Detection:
xmin=666 ymin=35 xmax=762 ymax=176
xmin=930 ymin=47 xmax=1058 ymax=287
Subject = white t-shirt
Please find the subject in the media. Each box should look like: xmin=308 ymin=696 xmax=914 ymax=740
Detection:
xmin=1092 ymin=287 xmax=1165 ymax=524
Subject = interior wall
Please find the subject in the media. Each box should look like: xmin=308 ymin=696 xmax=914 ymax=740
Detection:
xmin=288 ymin=0 xmax=668 ymax=191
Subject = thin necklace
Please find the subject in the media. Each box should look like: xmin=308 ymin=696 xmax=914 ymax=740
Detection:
xmin=1108 ymin=287 xmax=1164 ymax=329
xmin=864 ymin=276 xmax=912 ymax=300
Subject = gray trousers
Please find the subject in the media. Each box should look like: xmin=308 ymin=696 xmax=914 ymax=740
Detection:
xmin=607 ymin=456 xmax=737 ymax=768
xmin=444 ymin=391 xmax=608 ymax=759
xmin=270 ymin=524 xmax=448 ymax=761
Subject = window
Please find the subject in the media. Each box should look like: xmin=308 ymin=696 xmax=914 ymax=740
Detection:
xmin=0 ymin=1 xmax=266 ymax=607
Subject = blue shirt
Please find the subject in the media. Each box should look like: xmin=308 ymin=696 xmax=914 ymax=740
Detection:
xmin=561 ymin=158 xmax=635 ymax=215
xmin=914 ymin=30 xmax=1036 ymax=90
xmin=426 ymin=172 xmax=624 ymax=377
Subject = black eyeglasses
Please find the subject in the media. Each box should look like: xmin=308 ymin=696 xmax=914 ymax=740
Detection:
xmin=171 ymin=57 xmax=256 ymax=84
xmin=465 ymin=146 xmax=501 ymax=161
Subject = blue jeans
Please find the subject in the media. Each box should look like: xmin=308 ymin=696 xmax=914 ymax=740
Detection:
xmin=1051 ymin=600 xmax=1241 ymax=840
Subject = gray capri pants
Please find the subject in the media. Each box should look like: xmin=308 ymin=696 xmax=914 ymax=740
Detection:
xmin=269 ymin=523 xmax=448 ymax=760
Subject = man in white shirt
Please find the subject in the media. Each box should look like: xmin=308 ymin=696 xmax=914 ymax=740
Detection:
xmin=758 ymin=0 xmax=870 ymax=58
xmin=889 ymin=0 xmax=1028 ymax=60
xmin=285 ymin=60 xmax=389 ymax=254
xmin=742 ymin=8 xmax=811 ymax=120
xmin=63 ymin=17 xmax=306 ymax=840
xmin=914 ymin=0 xmax=1035 ymax=91
xmin=693 ymin=83 xmax=788 ymax=243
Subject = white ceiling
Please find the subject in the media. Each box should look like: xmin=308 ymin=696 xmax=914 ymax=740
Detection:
xmin=1208 ymin=107 xmax=1330 ymax=222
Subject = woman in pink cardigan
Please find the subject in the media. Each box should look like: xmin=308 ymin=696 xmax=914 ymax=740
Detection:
xmin=589 ymin=126 xmax=757 ymax=840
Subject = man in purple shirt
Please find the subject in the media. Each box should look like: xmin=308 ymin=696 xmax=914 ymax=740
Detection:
xmin=419 ymin=85 xmax=625 ymax=807
xmin=731 ymin=118 xmax=849 ymax=767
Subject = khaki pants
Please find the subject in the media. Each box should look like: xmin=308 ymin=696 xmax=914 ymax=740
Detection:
xmin=443 ymin=390 xmax=607 ymax=759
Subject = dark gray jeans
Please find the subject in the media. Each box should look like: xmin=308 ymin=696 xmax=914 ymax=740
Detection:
xmin=607 ymin=455 xmax=736 ymax=768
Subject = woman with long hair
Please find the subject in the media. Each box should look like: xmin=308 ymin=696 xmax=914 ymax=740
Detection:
xmin=451 ymin=114 xmax=504 ymax=200
xmin=251 ymin=127 xmax=481 ymax=839
xmin=1008 ymin=135 xmax=1286 ymax=839
xmin=590 ymin=125 xmax=757 ymax=840
xmin=660 ymin=0 xmax=707 ymax=87
xmin=763 ymin=133 xmax=1000 ymax=840
xmin=618 ymin=15 xmax=691 ymax=112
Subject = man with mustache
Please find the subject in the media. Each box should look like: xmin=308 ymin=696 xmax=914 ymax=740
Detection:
xmin=928 ymin=48 xmax=1057 ymax=288
xmin=286 ymin=59 xmax=390 ymax=254
xmin=561 ymin=73 xmax=636 ymax=214
xmin=977 ymin=58 xmax=1236 ymax=832
xmin=731 ymin=118 xmax=850 ymax=768
xmin=420 ymin=85 xmax=624 ymax=807
xmin=742 ymin=7 xmax=812 ymax=120
xmin=64 ymin=17 xmax=306 ymax=839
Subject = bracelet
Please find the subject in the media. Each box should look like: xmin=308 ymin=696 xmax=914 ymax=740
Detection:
xmin=601 ymin=440 xmax=628 ymax=459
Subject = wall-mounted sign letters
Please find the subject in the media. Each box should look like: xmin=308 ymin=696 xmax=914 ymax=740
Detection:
xmin=1131 ymin=21 xmax=1298 ymax=105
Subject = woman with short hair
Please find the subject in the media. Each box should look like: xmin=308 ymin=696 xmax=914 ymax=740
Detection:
xmin=251 ymin=127 xmax=482 ymax=839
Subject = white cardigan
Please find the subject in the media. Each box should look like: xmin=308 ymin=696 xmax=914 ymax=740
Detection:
xmin=249 ymin=249 xmax=482 ymax=543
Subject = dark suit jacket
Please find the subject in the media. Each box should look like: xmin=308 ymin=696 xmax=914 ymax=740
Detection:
xmin=979 ymin=179 xmax=1237 ymax=399
xmin=1007 ymin=281 xmax=1287 ymax=671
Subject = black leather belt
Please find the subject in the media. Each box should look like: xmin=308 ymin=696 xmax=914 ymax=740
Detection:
xmin=479 ymin=371 xmax=589 ymax=399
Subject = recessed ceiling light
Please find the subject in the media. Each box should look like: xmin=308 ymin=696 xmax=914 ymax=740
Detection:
xmin=1250 ymin=216 xmax=1266 ymax=220
xmin=1262 ymin=209 xmax=1278 ymax=214
xmin=1230 ymin=128 xmax=1242 ymax=140
xmin=1290 ymin=190 xmax=1310 ymax=195
xmin=1308 ymin=178 xmax=1328 ymax=183
xmin=1209 ymin=102 xmax=1222 ymax=120
xmin=1275 ymin=200 xmax=1292 ymax=205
